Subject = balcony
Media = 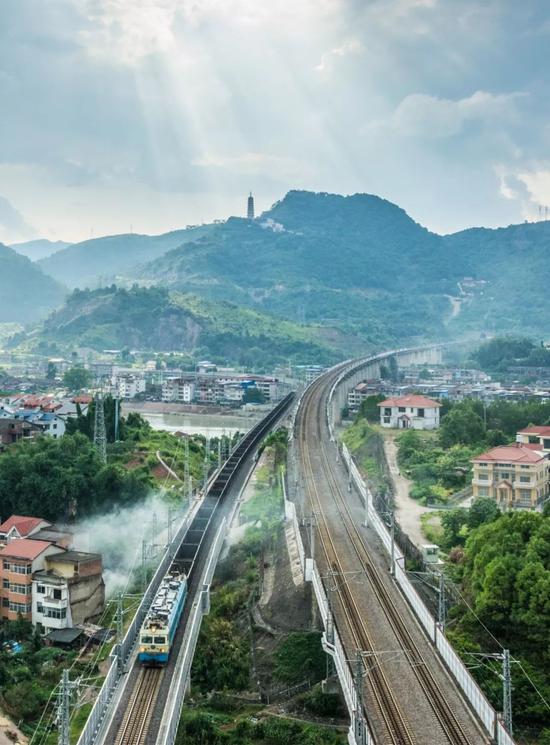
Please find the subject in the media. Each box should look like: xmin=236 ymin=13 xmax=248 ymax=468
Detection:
xmin=513 ymin=481 xmax=535 ymax=490
xmin=472 ymin=478 xmax=493 ymax=487
xmin=42 ymin=595 xmax=67 ymax=607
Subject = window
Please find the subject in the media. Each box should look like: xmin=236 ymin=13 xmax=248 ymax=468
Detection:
xmin=11 ymin=583 xmax=30 ymax=596
xmin=543 ymin=439 xmax=550 ymax=450
xmin=154 ymin=636 xmax=166 ymax=645
xmin=44 ymin=607 xmax=66 ymax=619
xmin=9 ymin=601 xmax=31 ymax=614
xmin=37 ymin=585 xmax=45 ymax=594
xmin=477 ymin=473 xmax=488 ymax=480
xmin=2 ymin=598 xmax=8 ymax=608
xmin=398 ymin=407 xmax=406 ymax=413
xmin=417 ymin=408 xmax=425 ymax=417
xmin=2 ymin=579 xmax=9 ymax=589
xmin=519 ymin=475 xmax=531 ymax=483
xmin=10 ymin=563 xmax=29 ymax=575
xmin=142 ymin=635 xmax=153 ymax=645
xmin=53 ymin=588 xmax=62 ymax=600
xmin=2 ymin=561 xmax=10 ymax=571
xmin=384 ymin=408 xmax=391 ymax=416
xmin=478 ymin=487 xmax=489 ymax=497
xmin=37 ymin=603 xmax=43 ymax=613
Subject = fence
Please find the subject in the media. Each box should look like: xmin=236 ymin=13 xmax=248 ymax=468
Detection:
xmin=328 ymin=353 xmax=515 ymax=744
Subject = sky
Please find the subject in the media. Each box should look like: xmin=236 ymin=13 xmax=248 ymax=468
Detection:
xmin=1 ymin=0 xmax=550 ymax=244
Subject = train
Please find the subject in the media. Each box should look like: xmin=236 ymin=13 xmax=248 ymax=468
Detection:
xmin=138 ymin=570 xmax=187 ymax=665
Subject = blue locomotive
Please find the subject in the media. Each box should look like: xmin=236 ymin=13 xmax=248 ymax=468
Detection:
xmin=138 ymin=570 xmax=187 ymax=665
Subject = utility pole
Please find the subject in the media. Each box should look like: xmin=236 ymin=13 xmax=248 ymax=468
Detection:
xmin=203 ymin=437 xmax=210 ymax=493
xmin=141 ymin=540 xmax=148 ymax=593
xmin=218 ymin=438 xmax=222 ymax=469
xmin=303 ymin=513 xmax=316 ymax=559
xmin=116 ymin=593 xmax=124 ymax=674
xmin=114 ymin=396 xmax=120 ymax=441
xmin=354 ymin=651 xmax=365 ymax=743
xmin=381 ymin=508 xmax=395 ymax=576
xmin=57 ymin=669 xmax=71 ymax=745
xmin=362 ymin=490 xmax=369 ymax=529
xmin=438 ymin=571 xmax=446 ymax=630
xmin=93 ymin=393 xmax=107 ymax=464
xmin=502 ymin=649 xmax=513 ymax=736
xmin=184 ymin=437 xmax=190 ymax=505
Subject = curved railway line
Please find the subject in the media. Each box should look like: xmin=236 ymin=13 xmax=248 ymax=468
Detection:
xmin=296 ymin=368 xmax=485 ymax=745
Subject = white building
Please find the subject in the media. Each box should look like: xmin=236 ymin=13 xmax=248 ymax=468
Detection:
xmin=32 ymin=572 xmax=71 ymax=631
xmin=378 ymin=395 xmax=441 ymax=430
xmin=112 ymin=374 xmax=146 ymax=399
xmin=161 ymin=378 xmax=196 ymax=403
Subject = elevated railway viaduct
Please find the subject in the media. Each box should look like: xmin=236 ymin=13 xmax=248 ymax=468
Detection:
xmin=290 ymin=347 xmax=513 ymax=745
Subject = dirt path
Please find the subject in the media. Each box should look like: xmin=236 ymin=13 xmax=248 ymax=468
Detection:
xmin=0 ymin=711 xmax=27 ymax=745
xmin=382 ymin=433 xmax=430 ymax=548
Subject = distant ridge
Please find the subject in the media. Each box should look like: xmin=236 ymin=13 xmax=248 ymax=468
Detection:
xmin=0 ymin=242 xmax=66 ymax=323
xmin=10 ymin=238 xmax=71 ymax=261
xmin=38 ymin=225 xmax=215 ymax=289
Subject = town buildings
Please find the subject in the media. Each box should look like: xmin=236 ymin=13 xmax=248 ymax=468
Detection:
xmin=0 ymin=515 xmax=105 ymax=631
xmin=471 ymin=443 xmax=550 ymax=511
xmin=161 ymin=378 xmax=196 ymax=403
xmin=378 ymin=395 xmax=441 ymax=430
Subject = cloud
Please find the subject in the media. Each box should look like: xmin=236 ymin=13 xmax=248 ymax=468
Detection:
xmin=315 ymin=38 xmax=364 ymax=73
xmin=0 ymin=195 xmax=36 ymax=244
xmin=373 ymin=90 xmax=526 ymax=140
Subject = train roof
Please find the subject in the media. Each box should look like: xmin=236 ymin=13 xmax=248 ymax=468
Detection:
xmin=143 ymin=571 xmax=187 ymax=630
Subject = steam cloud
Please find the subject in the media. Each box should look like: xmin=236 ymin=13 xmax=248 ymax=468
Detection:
xmin=70 ymin=493 xmax=184 ymax=597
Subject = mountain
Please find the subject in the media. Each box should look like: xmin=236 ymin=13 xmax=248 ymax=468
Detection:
xmin=17 ymin=285 xmax=346 ymax=366
xmin=442 ymin=221 xmax=550 ymax=337
xmin=135 ymin=191 xmax=550 ymax=344
xmin=37 ymin=225 xmax=214 ymax=289
xmin=10 ymin=239 xmax=71 ymax=261
xmin=0 ymin=243 xmax=67 ymax=323
xmin=137 ymin=191 xmax=455 ymax=345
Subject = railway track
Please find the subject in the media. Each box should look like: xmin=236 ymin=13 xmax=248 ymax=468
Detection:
xmin=297 ymin=370 xmax=480 ymax=745
xmin=114 ymin=669 xmax=163 ymax=745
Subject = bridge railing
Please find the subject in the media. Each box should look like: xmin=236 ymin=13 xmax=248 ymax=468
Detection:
xmin=327 ymin=350 xmax=510 ymax=743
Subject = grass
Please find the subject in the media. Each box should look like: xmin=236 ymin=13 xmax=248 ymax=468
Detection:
xmin=420 ymin=511 xmax=444 ymax=544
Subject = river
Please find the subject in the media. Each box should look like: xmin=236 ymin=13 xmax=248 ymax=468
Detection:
xmin=123 ymin=403 xmax=264 ymax=437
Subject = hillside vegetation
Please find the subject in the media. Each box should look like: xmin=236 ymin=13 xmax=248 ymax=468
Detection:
xmin=16 ymin=285 xmax=342 ymax=366
xmin=38 ymin=225 xmax=214 ymax=288
xmin=0 ymin=242 xmax=66 ymax=323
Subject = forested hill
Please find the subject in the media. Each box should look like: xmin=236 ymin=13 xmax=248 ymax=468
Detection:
xmin=0 ymin=242 xmax=67 ymax=323
xmin=37 ymin=224 xmax=214 ymax=289
xmin=137 ymin=191 xmax=550 ymax=342
xmin=139 ymin=191 xmax=454 ymax=345
xmin=17 ymin=285 xmax=345 ymax=366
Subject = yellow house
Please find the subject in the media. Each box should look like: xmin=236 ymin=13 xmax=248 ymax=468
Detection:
xmin=471 ymin=443 xmax=549 ymax=511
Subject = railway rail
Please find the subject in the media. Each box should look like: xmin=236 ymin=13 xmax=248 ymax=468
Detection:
xmin=101 ymin=394 xmax=294 ymax=745
xmin=296 ymin=368 xmax=484 ymax=745
xmin=114 ymin=669 xmax=162 ymax=745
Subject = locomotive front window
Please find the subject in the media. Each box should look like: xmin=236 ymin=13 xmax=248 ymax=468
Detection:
xmin=154 ymin=636 xmax=166 ymax=644
xmin=142 ymin=636 xmax=153 ymax=644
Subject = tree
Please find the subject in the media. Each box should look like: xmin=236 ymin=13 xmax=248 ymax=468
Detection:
xmin=441 ymin=508 xmax=468 ymax=548
xmin=467 ymin=497 xmax=500 ymax=529
xmin=439 ymin=403 xmax=485 ymax=448
xmin=63 ymin=367 xmax=91 ymax=392
xmin=357 ymin=394 xmax=385 ymax=423
xmin=242 ymin=386 xmax=265 ymax=404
